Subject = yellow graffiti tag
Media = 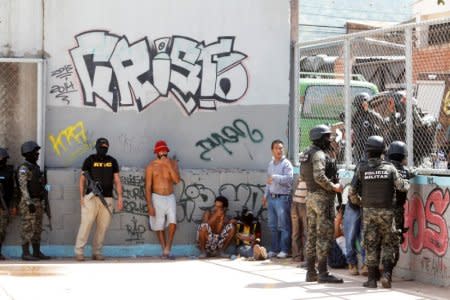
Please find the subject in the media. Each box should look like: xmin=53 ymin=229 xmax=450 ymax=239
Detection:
xmin=444 ymin=90 xmax=450 ymax=116
xmin=49 ymin=121 xmax=88 ymax=157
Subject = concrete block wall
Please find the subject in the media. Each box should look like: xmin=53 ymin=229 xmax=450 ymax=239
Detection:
xmin=3 ymin=167 xmax=269 ymax=257
xmin=394 ymin=175 xmax=450 ymax=287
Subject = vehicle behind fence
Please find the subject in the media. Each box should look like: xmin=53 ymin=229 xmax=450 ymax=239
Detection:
xmin=298 ymin=17 xmax=450 ymax=171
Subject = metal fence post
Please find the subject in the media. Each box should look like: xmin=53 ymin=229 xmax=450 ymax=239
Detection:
xmin=344 ymin=38 xmax=352 ymax=168
xmin=405 ymin=27 xmax=414 ymax=167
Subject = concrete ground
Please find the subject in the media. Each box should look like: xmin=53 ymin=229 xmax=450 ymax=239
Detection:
xmin=0 ymin=257 xmax=448 ymax=300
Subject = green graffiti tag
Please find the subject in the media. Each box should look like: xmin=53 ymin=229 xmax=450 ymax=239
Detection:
xmin=195 ymin=119 xmax=264 ymax=161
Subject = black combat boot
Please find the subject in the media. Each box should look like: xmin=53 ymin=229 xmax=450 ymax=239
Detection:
xmin=0 ymin=244 xmax=5 ymax=260
xmin=363 ymin=266 xmax=378 ymax=288
xmin=380 ymin=261 xmax=393 ymax=288
xmin=32 ymin=243 xmax=51 ymax=260
xmin=22 ymin=243 xmax=39 ymax=261
xmin=305 ymin=258 xmax=318 ymax=282
xmin=317 ymin=259 xmax=343 ymax=283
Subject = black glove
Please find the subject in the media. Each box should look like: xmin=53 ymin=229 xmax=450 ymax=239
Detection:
xmin=28 ymin=203 xmax=36 ymax=213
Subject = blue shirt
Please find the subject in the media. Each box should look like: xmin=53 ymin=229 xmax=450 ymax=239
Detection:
xmin=264 ymin=156 xmax=294 ymax=197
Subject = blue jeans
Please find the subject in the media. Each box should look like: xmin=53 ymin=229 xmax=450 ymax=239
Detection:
xmin=343 ymin=202 xmax=365 ymax=265
xmin=237 ymin=245 xmax=253 ymax=257
xmin=267 ymin=194 xmax=291 ymax=253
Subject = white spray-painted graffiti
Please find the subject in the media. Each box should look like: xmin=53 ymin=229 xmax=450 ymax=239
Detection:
xmin=69 ymin=31 xmax=249 ymax=114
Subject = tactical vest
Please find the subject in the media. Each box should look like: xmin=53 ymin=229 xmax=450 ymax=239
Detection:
xmin=391 ymin=160 xmax=409 ymax=207
xmin=21 ymin=162 xmax=44 ymax=198
xmin=300 ymin=146 xmax=336 ymax=193
xmin=359 ymin=161 xmax=394 ymax=208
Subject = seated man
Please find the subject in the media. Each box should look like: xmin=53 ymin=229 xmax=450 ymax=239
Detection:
xmin=235 ymin=207 xmax=267 ymax=260
xmin=197 ymin=196 xmax=236 ymax=258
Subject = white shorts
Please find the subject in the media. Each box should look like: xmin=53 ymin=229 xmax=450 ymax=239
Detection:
xmin=149 ymin=193 xmax=177 ymax=231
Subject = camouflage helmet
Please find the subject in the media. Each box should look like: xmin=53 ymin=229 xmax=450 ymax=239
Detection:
xmin=21 ymin=141 xmax=40 ymax=156
xmin=309 ymin=124 xmax=331 ymax=141
xmin=365 ymin=135 xmax=385 ymax=153
xmin=0 ymin=148 xmax=9 ymax=160
xmin=387 ymin=141 xmax=407 ymax=157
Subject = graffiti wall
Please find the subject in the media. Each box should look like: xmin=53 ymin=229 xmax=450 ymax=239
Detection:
xmin=3 ymin=168 xmax=269 ymax=250
xmin=396 ymin=175 xmax=450 ymax=287
xmin=44 ymin=0 xmax=291 ymax=169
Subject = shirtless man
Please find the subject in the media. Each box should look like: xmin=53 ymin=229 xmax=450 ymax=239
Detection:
xmin=145 ymin=140 xmax=180 ymax=258
xmin=196 ymin=196 xmax=236 ymax=258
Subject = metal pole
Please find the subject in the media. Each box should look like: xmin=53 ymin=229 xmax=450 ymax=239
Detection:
xmin=37 ymin=60 xmax=45 ymax=170
xmin=405 ymin=28 xmax=414 ymax=167
xmin=344 ymin=38 xmax=352 ymax=168
xmin=289 ymin=0 xmax=299 ymax=165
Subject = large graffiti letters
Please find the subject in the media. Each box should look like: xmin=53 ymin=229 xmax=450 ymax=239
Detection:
xmin=218 ymin=182 xmax=266 ymax=220
xmin=177 ymin=180 xmax=216 ymax=224
xmin=70 ymin=31 xmax=248 ymax=114
xmin=195 ymin=119 xmax=264 ymax=161
xmin=176 ymin=179 xmax=266 ymax=224
xmin=402 ymin=188 xmax=450 ymax=256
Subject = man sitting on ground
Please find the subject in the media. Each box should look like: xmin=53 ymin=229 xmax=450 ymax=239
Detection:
xmin=197 ymin=196 xmax=236 ymax=258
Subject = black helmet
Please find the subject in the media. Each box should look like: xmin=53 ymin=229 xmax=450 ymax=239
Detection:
xmin=309 ymin=124 xmax=331 ymax=141
xmin=21 ymin=141 xmax=40 ymax=155
xmin=353 ymin=92 xmax=371 ymax=107
xmin=0 ymin=148 xmax=9 ymax=160
xmin=387 ymin=141 xmax=407 ymax=157
xmin=365 ymin=135 xmax=385 ymax=153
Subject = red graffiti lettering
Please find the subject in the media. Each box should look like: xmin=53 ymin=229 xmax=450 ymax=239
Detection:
xmin=424 ymin=189 xmax=449 ymax=256
xmin=403 ymin=188 xmax=450 ymax=257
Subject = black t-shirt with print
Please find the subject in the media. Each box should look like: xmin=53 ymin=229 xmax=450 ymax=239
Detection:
xmin=82 ymin=154 xmax=119 ymax=197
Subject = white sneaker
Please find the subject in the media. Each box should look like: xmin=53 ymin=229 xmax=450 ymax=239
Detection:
xmin=276 ymin=251 xmax=288 ymax=259
xmin=267 ymin=251 xmax=278 ymax=258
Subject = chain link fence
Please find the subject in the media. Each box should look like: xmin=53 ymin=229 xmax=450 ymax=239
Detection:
xmin=0 ymin=60 xmax=41 ymax=167
xmin=298 ymin=17 xmax=450 ymax=171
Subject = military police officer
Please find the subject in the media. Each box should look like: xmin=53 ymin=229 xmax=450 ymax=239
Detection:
xmin=352 ymin=92 xmax=385 ymax=162
xmin=300 ymin=124 xmax=344 ymax=284
xmin=349 ymin=136 xmax=409 ymax=288
xmin=386 ymin=141 xmax=411 ymax=267
xmin=17 ymin=141 xmax=50 ymax=261
xmin=0 ymin=148 xmax=17 ymax=259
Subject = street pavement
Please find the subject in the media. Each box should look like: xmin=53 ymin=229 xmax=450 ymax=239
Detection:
xmin=0 ymin=256 xmax=448 ymax=300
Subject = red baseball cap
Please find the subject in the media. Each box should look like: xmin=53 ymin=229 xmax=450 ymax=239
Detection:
xmin=153 ymin=140 xmax=170 ymax=154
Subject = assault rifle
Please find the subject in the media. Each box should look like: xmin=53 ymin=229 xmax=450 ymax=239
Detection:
xmin=42 ymin=169 xmax=52 ymax=230
xmin=83 ymin=171 xmax=112 ymax=216
xmin=328 ymin=159 xmax=343 ymax=210
xmin=0 ymin=183 xmax=8 ymax=216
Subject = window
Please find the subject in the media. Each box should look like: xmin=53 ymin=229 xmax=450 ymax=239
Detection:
xmin=428 ymin=22 xmax=450 ymax=46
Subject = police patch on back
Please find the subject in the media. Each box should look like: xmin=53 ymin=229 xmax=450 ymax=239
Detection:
xmin=363 ymin=170 xmax=389 ymax=180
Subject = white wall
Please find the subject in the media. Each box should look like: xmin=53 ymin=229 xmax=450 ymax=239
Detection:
xmin=42 ymin=0 xmax=291 ymax=169
xmin=0 ymin=0 xmax=42 ymax=56
xmin=413 ymin=0 xmax=450 ymax=21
